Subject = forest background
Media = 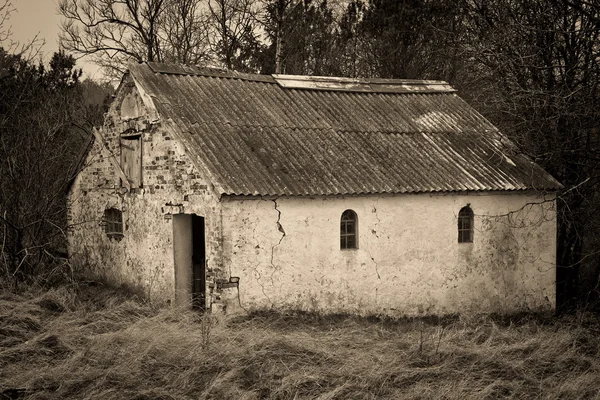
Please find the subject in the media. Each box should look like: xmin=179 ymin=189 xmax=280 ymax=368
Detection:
xmin=1 ymin=0 xmax=600 ymax=310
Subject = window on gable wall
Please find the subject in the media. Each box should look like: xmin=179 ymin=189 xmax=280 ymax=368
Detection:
xmin=103 ymin=208 xmax=123 ymax=239
xmin=458 ymin=205 xmax=474 ymax=243
xmin=120 ymin=132 xmax=142 ymax=188
xmin=341 ymin=209 xmax=358 ymax=249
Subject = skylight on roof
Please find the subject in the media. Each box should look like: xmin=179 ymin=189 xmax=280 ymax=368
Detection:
xmin=272 ymin=74 xmax=456 ymax=94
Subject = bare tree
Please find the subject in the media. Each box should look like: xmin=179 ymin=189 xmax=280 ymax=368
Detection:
xmin=206 ymin=0 xmax=261 ymax=70
xmin=59 ymin=0 xmax=258 ymax=76
xmin=59 ymin=0 xmax=166 ymax=78
xmin=0 ymin=0 xmax=13 ymax=46
xmin=0 ymin=0 xmax=45 ymax=62
xmin=160 ymin=0 xmax=211 ymax=65
xmin=271 ymin=0 xmax=294 ymax=74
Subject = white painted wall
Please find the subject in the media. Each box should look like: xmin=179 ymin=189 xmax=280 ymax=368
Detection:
xmin=221 ymin=192 xmax=556 ymax=316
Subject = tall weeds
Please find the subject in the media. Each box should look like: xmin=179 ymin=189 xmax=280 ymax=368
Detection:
xmin=1 ymin=283 xmax=599 ymax=399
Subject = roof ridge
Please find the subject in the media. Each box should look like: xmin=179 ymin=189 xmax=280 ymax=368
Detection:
xmin=143 ymin=61 xmax=276 ymax=83
xmin=138 ymin=61 xmax=456 ymax=94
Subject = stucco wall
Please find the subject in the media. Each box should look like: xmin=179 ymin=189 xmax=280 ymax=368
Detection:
xmin=221 ymin=192 xmax=556 ymax=316
xmin=68 ymin=78 xmax=224 ymax=303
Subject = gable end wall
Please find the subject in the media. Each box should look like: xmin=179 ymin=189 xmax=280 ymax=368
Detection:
xmin=68 ymin=79 xmax=226 ymax=304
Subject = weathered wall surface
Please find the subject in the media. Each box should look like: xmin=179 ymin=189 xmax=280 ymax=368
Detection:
xmin=221 ymin=192 xmax=556 ymax=316
xmin=68 ymin=78 xmax=224 ymax=304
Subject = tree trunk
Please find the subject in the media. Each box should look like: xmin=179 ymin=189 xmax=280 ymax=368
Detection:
xmin=274 ymin=0 xmax=286 ymax=74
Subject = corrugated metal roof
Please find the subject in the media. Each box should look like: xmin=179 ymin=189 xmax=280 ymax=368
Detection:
xmin=129 ymin=62 xmax=561 ymax=196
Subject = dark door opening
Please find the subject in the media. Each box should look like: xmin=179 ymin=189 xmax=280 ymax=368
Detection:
xmin=191 ymin=215 xmax=206 ymax=310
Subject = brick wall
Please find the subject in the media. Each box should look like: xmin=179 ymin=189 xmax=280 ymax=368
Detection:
xmin=68 ymin=75 xmax=226 ymax=307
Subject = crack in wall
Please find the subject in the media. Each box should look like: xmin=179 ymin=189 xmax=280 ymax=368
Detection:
xmin=369 ymin=198 xmax=383 ymax=304
xmin=250 ymin=208 xmax=271 ymax=304
xmin=370 ymin=198 xmax=382 ymax=280
xmin=270 ymin=198 xmax=286 ymax=286
xmin=273 ymin=198 xmax=286 ymax=242
xmin=366 ymin=249 xmax=382 ymax=302
xmin=371 ymin=255 xmax=382 ymax=280
xmin=254 ymin=267 xmax=271 ymax=304
xmin=371 ymin=198 xmax=382 ymax=239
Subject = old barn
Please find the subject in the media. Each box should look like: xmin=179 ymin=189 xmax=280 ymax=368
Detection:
xmin=67 ymin=62 xmax=561 ymax=316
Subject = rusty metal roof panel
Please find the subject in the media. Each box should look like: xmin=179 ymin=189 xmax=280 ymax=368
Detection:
xmin=129 ymin=62 xmax=562 ymax=196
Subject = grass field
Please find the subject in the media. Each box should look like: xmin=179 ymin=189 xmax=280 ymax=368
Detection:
xmin=1 ymin=282 xmax=600 ymax=400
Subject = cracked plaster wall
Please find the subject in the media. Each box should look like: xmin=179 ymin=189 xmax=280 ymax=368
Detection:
xmin=221 ymin=192 xmax=556 ymax=316
xmin=68 ymin=79 xmax=224 ymax=304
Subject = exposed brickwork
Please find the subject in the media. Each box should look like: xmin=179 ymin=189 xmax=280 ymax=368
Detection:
xmin=68 ymin=76 xmax=226 ymax=307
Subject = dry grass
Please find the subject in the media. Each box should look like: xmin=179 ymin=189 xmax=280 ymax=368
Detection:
xmin=1 ymin=283 xmax=600 ymax=399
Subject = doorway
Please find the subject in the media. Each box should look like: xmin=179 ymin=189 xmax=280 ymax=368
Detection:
xmin=191 ymin=215 xmax=206 ymax=310
xmin=173 ymin=214 xmax=206 ymax=309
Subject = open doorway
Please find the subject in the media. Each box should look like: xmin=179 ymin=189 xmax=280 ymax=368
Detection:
xmin=191 ymin=215 xmax=206 ymax=310
xmin=173 ymin=214 xmax=206 ymax=309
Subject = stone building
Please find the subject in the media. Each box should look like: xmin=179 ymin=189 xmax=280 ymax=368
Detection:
xmin=67 ymin=62 xmax=561 ymax=316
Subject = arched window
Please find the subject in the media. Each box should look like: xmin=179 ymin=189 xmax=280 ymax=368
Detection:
xmin=458 ymin=206 xmax=474 ymax=243
xmin=103 ymin=208 xmax=123 ymax=239
xmin=340 ymin=210 xmax=358 ymax=249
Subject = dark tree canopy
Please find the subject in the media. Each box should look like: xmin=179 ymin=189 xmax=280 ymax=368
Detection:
xmin=0 ymin=49 xmax=110 ymax=283
xmin=259 ymin=0 xmax=337 ymax=75
xmin=354 ymin=0 xmax=466 ymax=80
